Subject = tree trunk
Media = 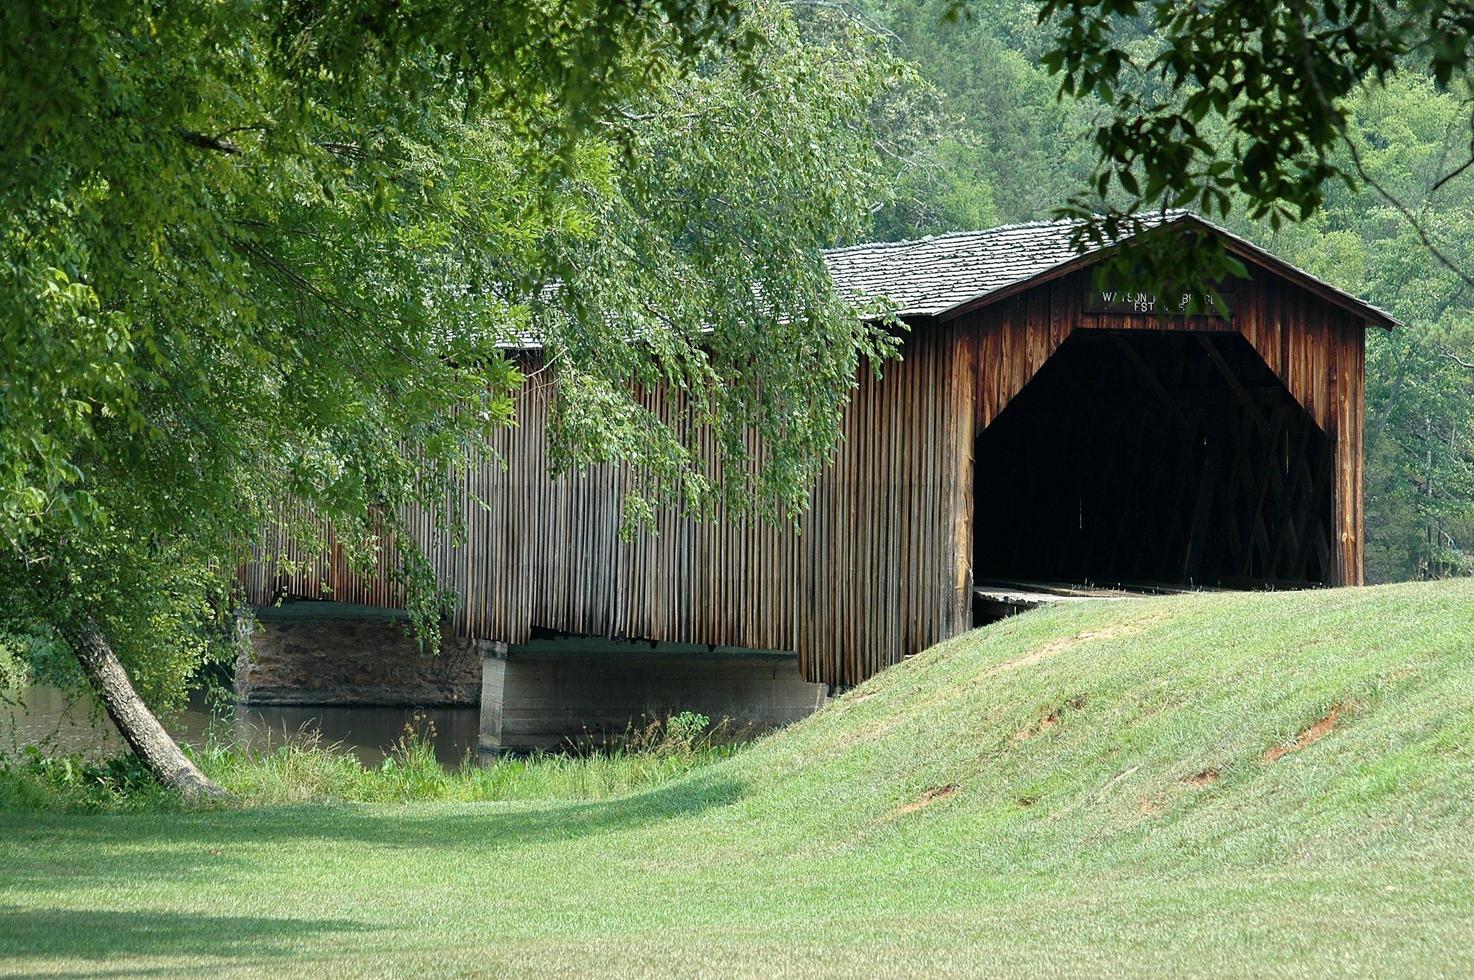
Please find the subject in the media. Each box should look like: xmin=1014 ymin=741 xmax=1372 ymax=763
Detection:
xmin=64 ymin=616 xmax=226 ymax=801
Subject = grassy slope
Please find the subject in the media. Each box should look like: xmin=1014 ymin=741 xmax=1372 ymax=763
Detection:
xmin=5 ymin=580 xmax=1474 ymax=976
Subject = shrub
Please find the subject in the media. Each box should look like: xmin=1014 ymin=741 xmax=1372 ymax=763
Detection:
xmin=661 ymin=711 xmax=711 ymax=755
xmin=0 ymin=746 xmax=179 ymax=812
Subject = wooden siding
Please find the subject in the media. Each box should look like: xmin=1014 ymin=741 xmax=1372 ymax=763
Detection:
xmin=243 ymin=263 xmax=1367 ymax=687
xmin=243 ymin=325 xmax=974 ymax=688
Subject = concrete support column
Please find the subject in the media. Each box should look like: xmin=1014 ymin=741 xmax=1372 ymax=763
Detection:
xmin=477 ymin=642 xmax=510 ymax=754
xmin=477 ymin=640 xmax=827 ymax=754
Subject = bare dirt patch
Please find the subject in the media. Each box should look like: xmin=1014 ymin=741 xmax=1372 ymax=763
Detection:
xmin=839 ymin=687 xmax=881 ymax=708
xmin=1185 ymin=768 xmax=1219 ymax=787
xmin=1264 ymin=705 xmax=1344 ymax=763
xmin=1014 ymin=695 xmax=1086 ymax=742
xmin=1014 ymin=712 xmax=1059 ymax=742
xmin=1139 ymin=795 xmax=1164 ymax=816
xmin=890 ymin=784 xmax=958 ymax=818
xmin=980 ymin=614 xmax=1167 ymax=682
xmin=822 ymin=714 xmax=905 ymax=753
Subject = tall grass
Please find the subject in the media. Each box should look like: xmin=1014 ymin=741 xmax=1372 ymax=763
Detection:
xmin=0 ymin=711 xmax=739 ymax=811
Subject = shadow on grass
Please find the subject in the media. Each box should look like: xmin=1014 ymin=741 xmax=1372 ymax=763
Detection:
xmin=0 ymin=906 xmax=371 ymax=964
xmin=0 ymin=772 xmax=746 ymax=894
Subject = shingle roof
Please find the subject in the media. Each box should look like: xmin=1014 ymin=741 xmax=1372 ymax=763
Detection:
xmin=824 ymin=217 xmax=1094 ymax=317
xmin=512 ymin=212 xmax=1395 ymax=349
xmin=823 ymin=211 xmax=1399 ymax=329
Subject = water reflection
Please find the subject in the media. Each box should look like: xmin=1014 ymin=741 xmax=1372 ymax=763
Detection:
xmin=1 ymin=685 xmax=479 ymax=768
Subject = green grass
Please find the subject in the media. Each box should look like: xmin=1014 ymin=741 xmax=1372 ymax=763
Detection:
xmin=0 ymin=713 xmax=734 ymax=811
xmin=6 ymin=579 xmax=1474 ymax=976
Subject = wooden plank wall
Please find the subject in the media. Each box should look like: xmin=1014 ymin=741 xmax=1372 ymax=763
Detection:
xmin=241 ymin=325 xmax=976 ymax=688
xmin=241 ymin=262 xmax=1368 ymax=687
xmin=959 ymin=267 xmax=1366 ymax=583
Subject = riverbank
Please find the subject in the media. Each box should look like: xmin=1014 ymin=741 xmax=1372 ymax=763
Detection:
xmin=6 ymin=580 xmax=1474 ymax=974
xmin=0 ymin=710 xmax=729 ymax=811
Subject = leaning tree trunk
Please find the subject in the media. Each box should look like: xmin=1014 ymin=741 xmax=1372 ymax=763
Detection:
xmin=64 ymin=616 xmax=225 ymax=801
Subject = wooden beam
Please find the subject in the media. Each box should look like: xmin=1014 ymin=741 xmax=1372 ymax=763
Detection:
xmin=1196 ymin=334 xmax=1271 ymax=433
xmin=1109 ymin=335 xmax=1191 ymax=426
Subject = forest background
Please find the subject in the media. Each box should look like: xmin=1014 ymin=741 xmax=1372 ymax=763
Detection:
xmin=862 ymin=0 xmax=1474 ymax=582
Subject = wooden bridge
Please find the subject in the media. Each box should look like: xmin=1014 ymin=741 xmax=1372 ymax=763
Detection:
xmin=242 ymin=213 xmax=1395 ymax=713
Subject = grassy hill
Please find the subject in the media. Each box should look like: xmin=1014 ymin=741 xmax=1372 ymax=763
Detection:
xmin=5 ymin=580 xmax=1474 ymax=975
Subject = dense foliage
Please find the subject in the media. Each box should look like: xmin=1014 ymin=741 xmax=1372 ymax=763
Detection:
xmin=0 ymin=1 xmax=910 ymax=706
xmin=862 ymin=0 xmax=1474 ymax=582
xmin=7 ymin=0 xmax=1473 ymax=728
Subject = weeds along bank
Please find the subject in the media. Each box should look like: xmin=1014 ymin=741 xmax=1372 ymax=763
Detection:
xmin=8 ymin=577 xmax=1474 ymax=852
xmin=0 ymin=711 xmax=734 ymax=811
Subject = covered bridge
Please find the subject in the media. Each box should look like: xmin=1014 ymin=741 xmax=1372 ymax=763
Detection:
xmin=240 ymin=213 xmax=1395 ymax=748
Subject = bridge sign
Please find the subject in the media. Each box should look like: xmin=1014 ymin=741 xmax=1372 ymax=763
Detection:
xmin=1084 ymin=286 xmax=1234 ymax=317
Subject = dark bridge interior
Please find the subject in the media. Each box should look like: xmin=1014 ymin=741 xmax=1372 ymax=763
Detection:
xmin=973 ymin=331 xmax=1335 ymax=591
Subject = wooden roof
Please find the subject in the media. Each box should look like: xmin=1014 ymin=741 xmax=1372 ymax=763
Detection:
xmin=825 ymin=212 xmax=1400 ymax=330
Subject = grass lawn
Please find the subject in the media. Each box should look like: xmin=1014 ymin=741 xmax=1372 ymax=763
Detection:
xmin=6 ymin=579 xmax=1474 ymax=976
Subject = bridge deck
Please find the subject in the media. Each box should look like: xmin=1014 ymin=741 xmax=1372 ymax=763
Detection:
xmin=972 ymin=579 xmax=1202 ymax=621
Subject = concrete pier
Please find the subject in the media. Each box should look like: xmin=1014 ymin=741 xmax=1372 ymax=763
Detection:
xmin=236 ymin=605 xmax=826 ymax=748
xmin=478 ymin=636 xmax=827 ymax=753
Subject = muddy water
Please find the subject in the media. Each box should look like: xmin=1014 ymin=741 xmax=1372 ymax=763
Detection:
xmin=1 ymin=685 xmax=480 ymax=768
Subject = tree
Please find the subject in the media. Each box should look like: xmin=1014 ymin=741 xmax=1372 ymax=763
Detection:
xmin=0 ymin=1 xmax=909 ymax=795
xmin=1037 ymin=0 xmax=1474 ymax=267
xmin=854 ymin=0 xmax=1097 ymax=237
